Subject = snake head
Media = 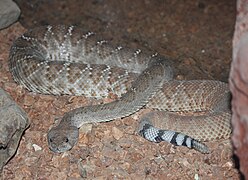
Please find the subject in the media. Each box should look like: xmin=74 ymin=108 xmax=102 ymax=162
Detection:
xmin=47 ymin=125 xmax=79 ymax=153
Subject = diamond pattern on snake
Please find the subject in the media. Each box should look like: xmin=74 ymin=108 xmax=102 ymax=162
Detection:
xmin=9 ymin=25 xmax=232 ymax=154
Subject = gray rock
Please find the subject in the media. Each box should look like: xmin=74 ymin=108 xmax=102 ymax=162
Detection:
xmin=0 ymin=88 xmax=29 ymax=172
xmin=0 ymin=0 xmax=20 ymax=29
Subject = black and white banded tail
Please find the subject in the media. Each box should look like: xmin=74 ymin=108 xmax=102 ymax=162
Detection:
xmin=138 ymin=118 xmax=209 ymax=154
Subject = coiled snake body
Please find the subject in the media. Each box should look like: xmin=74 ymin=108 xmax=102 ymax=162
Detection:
xmin=9 ymin=25 xmax=231 ymax=153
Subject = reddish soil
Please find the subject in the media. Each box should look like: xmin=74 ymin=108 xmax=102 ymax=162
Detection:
xmin=0 ymin=0 xmax=240 ymax=179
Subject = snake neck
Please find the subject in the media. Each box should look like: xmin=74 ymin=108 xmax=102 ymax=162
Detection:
xmin=61 ymin=59 xmax=174 ymax=128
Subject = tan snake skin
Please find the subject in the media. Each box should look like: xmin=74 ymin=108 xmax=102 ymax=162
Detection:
xmin=9 ymin=25 xmax=231 ymax=153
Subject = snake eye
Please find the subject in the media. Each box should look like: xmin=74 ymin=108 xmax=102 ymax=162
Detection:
xmin=64 ymin=137 xmax=69 ymax=143
xmin=49 ymin=138 xmax=53 ymax=143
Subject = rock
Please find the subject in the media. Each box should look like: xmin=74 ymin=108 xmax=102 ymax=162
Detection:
xmin=0 ymin=88 xmax=29 ymax=172
xmin=0 ymin=0 xmax=20 ymax=29
xmin=230 ymin=0 xmax=248 ymax=178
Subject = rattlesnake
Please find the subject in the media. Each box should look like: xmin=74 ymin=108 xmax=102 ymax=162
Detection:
xmin=9 ymin=25 xmax=231 ymax=154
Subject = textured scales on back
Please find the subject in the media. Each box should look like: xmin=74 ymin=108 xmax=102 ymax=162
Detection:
xmin=9 ymin=25 xmax=231 ymax=154
xmin=9 ymin=25 xmax=140 ymax=97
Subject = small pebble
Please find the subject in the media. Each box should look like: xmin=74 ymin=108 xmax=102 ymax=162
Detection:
xmin=32 ymin=144 xmax=42 ymax=151
xmin=112 ymin=127 xmax=124 ymax=140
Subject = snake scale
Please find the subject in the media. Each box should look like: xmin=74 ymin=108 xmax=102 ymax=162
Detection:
xmin=9 ymin=25 xmax=231 ymax=154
